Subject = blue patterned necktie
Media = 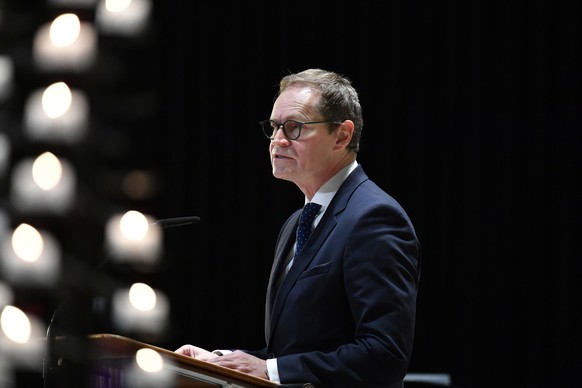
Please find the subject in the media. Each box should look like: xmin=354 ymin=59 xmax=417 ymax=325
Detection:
xmin=274 ymin=202 xmax=322 ymax=294
xmin=294 ymin=202 xmax=322 ymax=258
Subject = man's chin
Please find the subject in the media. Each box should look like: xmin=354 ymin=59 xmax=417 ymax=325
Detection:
xmin=272 ymin=169 xmax=294 ymax=182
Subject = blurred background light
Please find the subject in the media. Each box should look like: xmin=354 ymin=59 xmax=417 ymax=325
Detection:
xmin=135 ymin=348 xmax=163 ymax=373
xmin=49 ymin=13 xmax=81 ymax=48
xmin=24 ymin=84 xmax=89 ymax=143
xmin=41 ymin=82 xmax=72 ymax=119
xmin=32 ymin=151 xmax=63 ymax=191
xmin=120 ymin=210 xmax=149 ymax=241
xmin=33 ymin=14 xmax=97 ymax=72
xmin=0 ymin=306 xmax=45 ymax=369
xmin=0 ymin=305 xmax=31 ymax=344
xmin=96 ymin=0 xmax=152 ymax=36
xmin=105 ymin=211 xmax=162 ymax=264
xmin=0 ymin=225 xmax=61 ymax=287
xmin=124 ymin=347 xmax=173 ymax=387
xmin=0 ymin=56 xmax=14 ymax=103
xmin=128 ymin=282 xmax=156 ymax=311
xmin=10 ymin=155 xmax=76 ymax=214
xmin=106 ymin=0 xmax=132 ymax=13
xmin=121 ymin=169 xmax=157 ymax=200
xmin=0 ymin=0 xmax=165 ymax=384
xmin=112 ymin=283 xmax=169 ymax=334
xmin=11 ymin=223 xmax=43 ymax=263
xmin=0 ymin=133 xmax=10 ymax=177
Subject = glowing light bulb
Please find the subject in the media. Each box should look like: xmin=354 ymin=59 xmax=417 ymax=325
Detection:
xmin=11 ymin=224 xmax=44 ymax=263
xmin=129 ymin=282 xmax=156 ymax=311
xmin=42 ymin=82 xmax=72 ymax=119
xmin=105 ymin=211 xmax=161 ymax=264
xmin=50 ymin=14 xmax=81 ymax=48
xmin=97 ymin=0 xmax=151 ymax=36
xmin=112 ymin=285 xmax=168 ymax=334
xmin=119 ymin=210 xmax=149 ymax=241
xmin=106 ymin=0 xmax=132 ymax=12
xmin=32 ymin=152 xmax=63 ymax=191
xmin=0 ymin=305 xmax=32 ymax=344
xmin=135 ymin=348 xmax=164 ymax=373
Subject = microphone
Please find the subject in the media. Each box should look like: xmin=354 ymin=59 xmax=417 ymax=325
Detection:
xmin=153 ymin=215 xmax=200 ymax=229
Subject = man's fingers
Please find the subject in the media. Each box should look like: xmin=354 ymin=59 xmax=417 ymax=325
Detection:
xmin=174 ymin=345 xmax=193 ymax=356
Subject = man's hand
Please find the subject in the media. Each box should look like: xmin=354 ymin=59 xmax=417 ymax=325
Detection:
xmin=206 ymin=350 xmax=268 ymax=380
xmin=174 ymin=345 xmax=218 ymax=362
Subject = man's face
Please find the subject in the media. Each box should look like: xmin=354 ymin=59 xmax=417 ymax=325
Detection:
xmin=268 ymin=86 xmax=339 ymax=192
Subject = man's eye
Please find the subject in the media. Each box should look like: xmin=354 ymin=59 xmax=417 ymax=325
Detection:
xmin=284 ymin=121 xmax=300 ymax=130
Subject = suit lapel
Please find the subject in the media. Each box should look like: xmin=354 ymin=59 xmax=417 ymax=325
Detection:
xmin=265 ymin=209 xmax=301 ymax=344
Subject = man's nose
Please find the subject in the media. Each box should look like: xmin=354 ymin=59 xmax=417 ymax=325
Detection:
xmin=271 ymin=126 xmax=289 ymax=143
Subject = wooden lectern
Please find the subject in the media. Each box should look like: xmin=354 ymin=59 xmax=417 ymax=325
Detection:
xmin=52 ymin=333 xmax=279 ymax=388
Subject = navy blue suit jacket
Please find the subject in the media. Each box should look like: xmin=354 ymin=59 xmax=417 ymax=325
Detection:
xmin=252 ymin=165 xmax=420 ymax=388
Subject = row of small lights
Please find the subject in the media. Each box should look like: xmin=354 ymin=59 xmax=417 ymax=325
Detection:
xmin=0 ymin=0 xmax=173 ymax=384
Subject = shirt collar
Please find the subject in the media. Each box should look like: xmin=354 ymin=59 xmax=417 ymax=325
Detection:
xmin=306 ymin=160 xmax=358 ymax=209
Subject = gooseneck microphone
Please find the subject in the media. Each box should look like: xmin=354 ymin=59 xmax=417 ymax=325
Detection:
xmin=153 ymin=215 xmax=200 ymax=228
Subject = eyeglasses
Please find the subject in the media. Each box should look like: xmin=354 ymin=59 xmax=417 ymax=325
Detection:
xmin=259 ymin=119 xmax=334 ymax=140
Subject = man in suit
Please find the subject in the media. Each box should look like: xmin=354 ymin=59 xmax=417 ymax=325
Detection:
xmin=176 ymin=68 xmax=420 ymax=387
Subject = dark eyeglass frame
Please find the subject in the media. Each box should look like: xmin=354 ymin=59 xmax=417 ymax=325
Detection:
xmin=259 ymin=119 xmax=337 ymax=140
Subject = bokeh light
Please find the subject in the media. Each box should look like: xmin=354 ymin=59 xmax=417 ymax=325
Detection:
xmin=10 ymin=156 xmax=76 ymax=214
xmin=0 ymin=226 xmax=61 ymax=286
xmin=128 ymin=282 xmax=156 ymax=311
xmin=0 ymin=305 xmax=31 ymax=344
xmin=24 ymin=85 xmax=89 ymax=143
xmin=0 ymin=306 xmax=46 ymax=369
xmin=11 ymin=224 xmax=44 ymax=263
xmin=96 ymin=0 xmax=152 ymax=36
xmin=49 ymin=14 xmax=81 ymax=48
xmin=106 ymin=0 xmax=132 ymax=13
xmin=105 ymin=211 xmax=162 ymax=264
xmin=33 ymin=15 xmax=97 ymax=72
xmin=32 ymin=152 xmax=63 ymax=191
xmin=120 ymin=210 xmax=149 ymax=241
xmin=41 ymin=82 xmax=72 ymax=119
xmin=112 ymin=284 xmax=169 ymax=334
xmin=135 ymin=348 xmax=163 ymax=373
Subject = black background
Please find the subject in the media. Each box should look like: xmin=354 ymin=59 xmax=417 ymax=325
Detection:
xmin=153 ymin=2 xmax=581 ymax=387
xmin=2 ymin=1 xmax=581 ymax=387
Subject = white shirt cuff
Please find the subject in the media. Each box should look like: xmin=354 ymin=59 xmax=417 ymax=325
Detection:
xmin=266 ymin=358 xmax=280 ymax=383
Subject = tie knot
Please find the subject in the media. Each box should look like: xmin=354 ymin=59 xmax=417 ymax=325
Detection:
xmin=303 ymin=202 xmax=322 ymax=217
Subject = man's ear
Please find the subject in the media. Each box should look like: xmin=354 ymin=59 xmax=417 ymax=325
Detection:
xmin=334 ymin=120 xmax=354 ymax=149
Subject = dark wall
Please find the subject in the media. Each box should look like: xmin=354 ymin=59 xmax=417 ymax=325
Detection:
xmin=141 ymin=2 xmax=580 ymax=388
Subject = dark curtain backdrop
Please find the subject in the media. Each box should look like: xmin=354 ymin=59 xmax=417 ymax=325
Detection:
xmin=131 ymin=2 xmax=580 ymax=388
